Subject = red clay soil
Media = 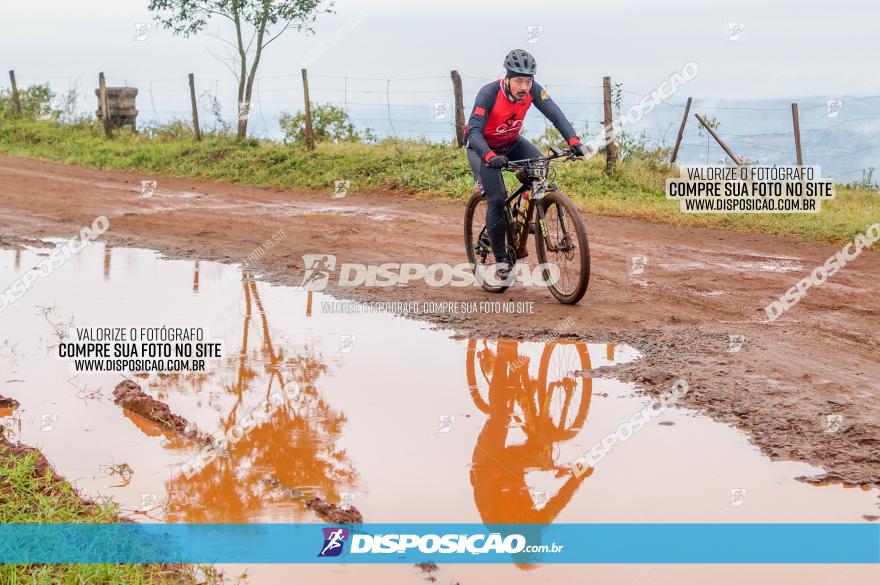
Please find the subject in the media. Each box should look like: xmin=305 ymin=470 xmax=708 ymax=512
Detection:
xmin=302 ymin=496 xmax=364 ymax=524
xmin=0 ymin=155 xmax=877 ymax=490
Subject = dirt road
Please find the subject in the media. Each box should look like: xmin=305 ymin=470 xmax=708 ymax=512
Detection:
xmin=0 ymin=155 xmax=878 ymax=491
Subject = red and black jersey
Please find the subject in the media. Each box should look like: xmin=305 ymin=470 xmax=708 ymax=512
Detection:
xmin=465 ymin=79 xmax=580 ymax=162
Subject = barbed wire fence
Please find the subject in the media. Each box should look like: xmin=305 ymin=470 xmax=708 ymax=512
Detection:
xmin=4 ymin=68 xmax=880 ymax=186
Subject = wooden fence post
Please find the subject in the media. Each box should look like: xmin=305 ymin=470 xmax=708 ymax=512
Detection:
xmin=188 ymin=73 xmax=201 ymax=142
xmin=602 ymin=76 xmax=617 ymax=174
xmin=670 ymin=97 xmax=692 ymax=164
xmin=695 ymin=113 xmax=742 ymax=166
xmin=791 ymin=103 xmax=803 ymax=166
xmin=301 ymin=68 xmax=315 ymax=150
xmin=98 ymin=72 xmax=112 ymax=138
xmin=8 ymin=70 xmax=22 ymax=116
xmin=451 ymin=70 xmax=465 ymax=146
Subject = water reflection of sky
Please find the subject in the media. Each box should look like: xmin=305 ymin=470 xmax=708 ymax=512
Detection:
xmin=0 ymin=243 xmax=875 ymax=535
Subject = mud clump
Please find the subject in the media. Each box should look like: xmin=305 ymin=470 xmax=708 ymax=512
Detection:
xmin=0 ymin=395 xmax=19 ymax=408
xmin=261 ymin=476 xmax=362 ymax=524
xmin=795 ymin=472 xmax=850 ymax=486
xmin=112 ymin=380 xmax=209 ymax=445
xmin=113 ymin=380 xmax=190 ymax=434
xmin=416 ymin=562 xmax=438 ymax=572
xmin=636 ymin=368 xmax=676 ymax=385
xmin=261 ymin=476 xmax=306 ymax=500
xmin=303 ymin=495 xmax=363 ymax=524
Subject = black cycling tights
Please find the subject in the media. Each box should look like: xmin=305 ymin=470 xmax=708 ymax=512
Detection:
xmin=466 ymin=137 xmax=541 ymax=264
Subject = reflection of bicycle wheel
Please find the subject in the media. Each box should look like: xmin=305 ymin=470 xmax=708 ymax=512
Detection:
xmin=466 ymin=338 xmax=527 ymax=416
xmin=537 ymin=341 xmax=592 ymax=438
xmin=466 ymin=338 xmax=497 ymax=414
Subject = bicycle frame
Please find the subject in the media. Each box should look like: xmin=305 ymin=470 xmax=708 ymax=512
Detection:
xmin=504 ymin=183 xmax=535 ymax=259
xmin=503 ymin=147 xmax=578 ymax=260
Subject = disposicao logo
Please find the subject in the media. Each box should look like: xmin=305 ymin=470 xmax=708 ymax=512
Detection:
xmin=318 ymin=527 xmax=349 ymax=557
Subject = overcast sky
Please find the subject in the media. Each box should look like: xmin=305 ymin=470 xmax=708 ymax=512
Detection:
xmin=2 ymin=0 xmax=877 ymax=177
xmin=2 ymin=0 xmax=877 ymax=99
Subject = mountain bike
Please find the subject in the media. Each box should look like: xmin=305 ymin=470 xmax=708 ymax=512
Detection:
xmin=463 ymin=146 xmax=590 ymax=305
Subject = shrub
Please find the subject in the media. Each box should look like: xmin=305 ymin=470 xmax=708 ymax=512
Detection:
xmin=0 ymin=83 xmax=59 ymax=121
xmin=279 ymin=104 xmax=375 ymax=145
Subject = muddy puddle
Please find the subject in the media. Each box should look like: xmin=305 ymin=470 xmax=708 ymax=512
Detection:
xmin=0 ymin=242 xmax=877 ymax=584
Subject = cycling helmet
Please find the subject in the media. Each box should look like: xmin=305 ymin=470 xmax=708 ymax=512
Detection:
xmin=503 ymin=49 xmax=537 ymax=77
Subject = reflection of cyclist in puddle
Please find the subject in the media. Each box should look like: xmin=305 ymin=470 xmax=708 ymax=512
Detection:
xmin=468 ymin=339 xmax=592 ymax=567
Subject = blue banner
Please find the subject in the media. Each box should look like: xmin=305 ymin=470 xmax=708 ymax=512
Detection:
xmin=0 ymin=524 xmax=877 ymax=564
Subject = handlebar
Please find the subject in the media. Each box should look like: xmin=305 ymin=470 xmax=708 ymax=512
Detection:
xmin=505 ymin=146 xmax=581 ymax=170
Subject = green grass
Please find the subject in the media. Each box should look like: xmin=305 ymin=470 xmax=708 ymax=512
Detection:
xmin=0 ymin=439 xmax=225 ymax=584
xmin=0 ymin=118 xmax=877 ymax=243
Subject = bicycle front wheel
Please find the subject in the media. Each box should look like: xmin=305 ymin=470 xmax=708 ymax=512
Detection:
xmin=534 ymin=190 xmax=590 ymax=304
xmin=537 ymin=340 xmax=592 ymax=440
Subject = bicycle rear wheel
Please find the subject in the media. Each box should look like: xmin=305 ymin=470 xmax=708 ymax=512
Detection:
xmin=534 ymin=190 xmax=590 ymax=304
xmin=464 ymin=192 xmax=515 ymax=294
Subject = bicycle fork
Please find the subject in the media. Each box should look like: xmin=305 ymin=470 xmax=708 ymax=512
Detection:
xmin=535 ymin=197 xmax=575 ymax=254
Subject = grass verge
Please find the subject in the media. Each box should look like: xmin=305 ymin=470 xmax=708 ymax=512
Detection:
xmin=0 ymin=429 xmax=232 ymax=584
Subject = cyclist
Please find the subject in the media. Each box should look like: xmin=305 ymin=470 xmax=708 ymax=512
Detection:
xmin=465 ymin=48 xmax=587 ymax=281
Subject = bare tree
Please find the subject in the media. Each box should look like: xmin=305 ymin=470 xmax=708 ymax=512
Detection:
xmin=148 ymin=0 xmax=334 ymax=138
